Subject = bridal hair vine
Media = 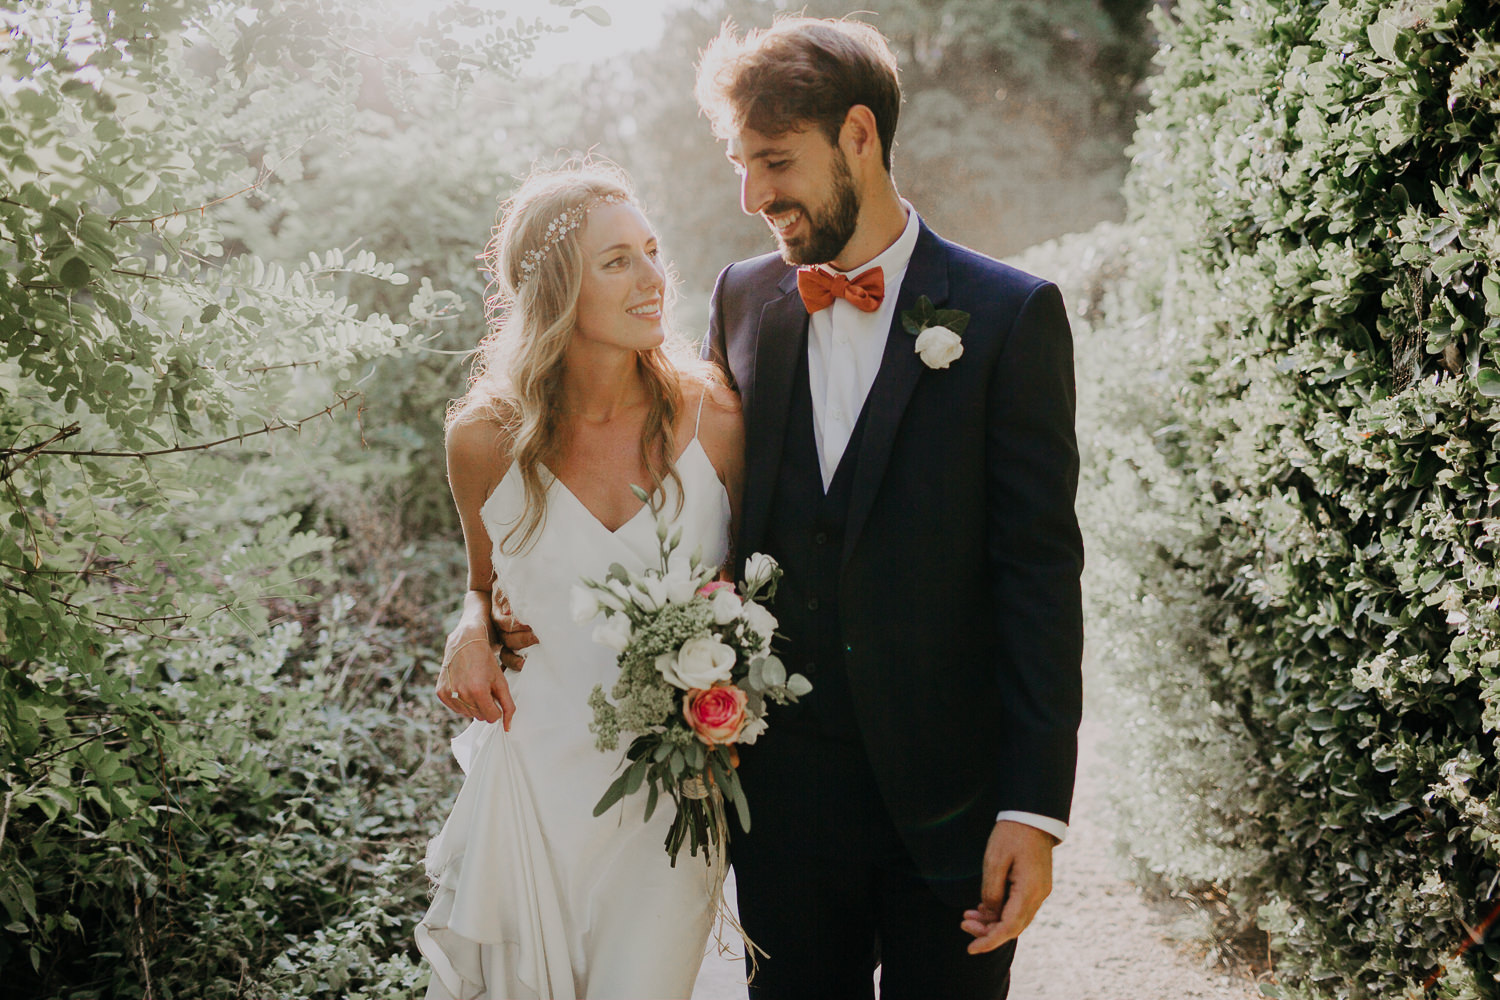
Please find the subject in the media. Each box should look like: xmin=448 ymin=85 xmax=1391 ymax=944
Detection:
xmin=517 ymin=193 xmax=629 ymax=284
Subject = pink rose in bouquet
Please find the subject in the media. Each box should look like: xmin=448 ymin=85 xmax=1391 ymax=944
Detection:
xmin=683 ymin=684 xmax=749 ymax=746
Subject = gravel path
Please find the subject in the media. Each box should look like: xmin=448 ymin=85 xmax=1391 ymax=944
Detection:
xmin=1006 ymin=710 xmax=1259 ymax=999
xmin=690 ymin=710 xmax=1258 ymax=999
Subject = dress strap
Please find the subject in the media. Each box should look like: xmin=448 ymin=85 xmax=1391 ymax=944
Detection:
xmin=693 ymin=385 xmax=708 ymax=440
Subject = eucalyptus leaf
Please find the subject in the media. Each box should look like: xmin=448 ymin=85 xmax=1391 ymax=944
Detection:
xmin=643 ymin=778 xmax=661 ymax=823
xmin=761 ymin=655 xmax=787 ymax=688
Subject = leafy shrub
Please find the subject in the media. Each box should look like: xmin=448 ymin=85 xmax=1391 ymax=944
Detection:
xmin=1041 ymin=0 xmax=1500 ymax=996
xmin=0 ymin=1 xmax=547 ymax=994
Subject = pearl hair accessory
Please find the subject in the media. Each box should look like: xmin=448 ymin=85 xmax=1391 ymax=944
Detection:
xmin=516 ymin=193 xmax=629 ymax=284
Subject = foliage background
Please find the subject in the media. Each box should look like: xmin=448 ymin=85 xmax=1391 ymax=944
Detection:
xmin=20 ymin=0 xmax=1500 ymax=996
xmin=1 ymin=0 xmax=1150 ymax=996
xmin=1018 ymin=0 xmax=1500 ymax=996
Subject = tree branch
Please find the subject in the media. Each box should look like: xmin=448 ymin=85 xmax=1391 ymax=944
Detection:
xmin=0 ymin=423 xmax=82 ymax=480
xmin=0 ymin=578 xmax=222 ymax=634
xmin=4 ymin=392 xmax=360 ymax=464
xmin=24 ymin=727 xmax=126 ymax=771
xmin=107 ymin=134 xmax=321 ymax=230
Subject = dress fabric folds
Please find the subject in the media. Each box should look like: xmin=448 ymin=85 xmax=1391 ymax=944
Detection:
xmin=417 ymin=438 xmax=732 ymax=1000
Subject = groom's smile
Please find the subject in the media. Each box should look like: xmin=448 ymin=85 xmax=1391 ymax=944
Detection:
xmin=767 ymin=208 xmax=801 ymax=236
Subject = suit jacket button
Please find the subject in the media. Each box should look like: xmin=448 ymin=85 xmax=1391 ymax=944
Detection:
xmin=814 ymin=532 xmax=828 ymax=545
xmin=807 ymin=597 xmax=820 ymax=611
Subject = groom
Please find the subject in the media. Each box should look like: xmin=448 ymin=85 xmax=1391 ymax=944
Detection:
xmin=693 ymin=17 xmax=1083 ymax=999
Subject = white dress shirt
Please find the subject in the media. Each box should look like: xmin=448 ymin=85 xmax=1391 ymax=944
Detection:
xmin=804 ymin=202 xmax=1070 ymax=845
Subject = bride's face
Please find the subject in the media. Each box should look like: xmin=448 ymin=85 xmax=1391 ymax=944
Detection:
xmin=572 ymin=201 xmax=666 ymax=354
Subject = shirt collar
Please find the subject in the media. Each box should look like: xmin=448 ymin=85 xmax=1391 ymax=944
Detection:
xmin=818 ymin=198 xmax=921 ymax=280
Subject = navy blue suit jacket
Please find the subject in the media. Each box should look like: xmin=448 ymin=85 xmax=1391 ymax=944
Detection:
xmin=703 ymin=220 xmax=1084 ymax=886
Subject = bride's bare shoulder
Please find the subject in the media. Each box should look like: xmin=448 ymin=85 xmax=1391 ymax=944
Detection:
xmin=445 ymin=403 xmax=515 ymax=501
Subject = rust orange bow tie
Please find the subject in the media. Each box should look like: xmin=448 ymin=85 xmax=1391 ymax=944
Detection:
xmin=796 ymin=265 xmax=885 ymax=313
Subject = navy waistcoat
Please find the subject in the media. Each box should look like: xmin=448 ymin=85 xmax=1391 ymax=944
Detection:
xmin=762 ymin=341 xmax=873 ymax=748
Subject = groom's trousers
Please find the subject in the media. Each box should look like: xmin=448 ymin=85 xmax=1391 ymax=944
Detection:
xmin=729 ymin=350 xmax=1014 ymax=1000
xmin=732 ymin=731 xmax=1015 ymax=1000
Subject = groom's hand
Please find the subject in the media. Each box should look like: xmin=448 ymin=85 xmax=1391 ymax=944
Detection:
xmin=492 ymin=588 xmax=537 ymax=671
xmin=960 ymin=820 xmax=1056 ymax=954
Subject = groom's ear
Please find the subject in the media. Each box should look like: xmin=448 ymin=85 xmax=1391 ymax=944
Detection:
xmin=839 ymin=105 xmax=883 ymax=166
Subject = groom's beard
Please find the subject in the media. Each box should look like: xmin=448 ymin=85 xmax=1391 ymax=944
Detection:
xmin=772 ymin=150 xmax=861 ymax=266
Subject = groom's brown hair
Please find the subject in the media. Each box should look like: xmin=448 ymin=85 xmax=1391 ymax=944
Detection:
xmin=695 ymin=16 xmax=902 ymax=172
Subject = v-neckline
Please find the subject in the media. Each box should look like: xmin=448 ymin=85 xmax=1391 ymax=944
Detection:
xmin=543 ymin=438 xmax=705 ymax=536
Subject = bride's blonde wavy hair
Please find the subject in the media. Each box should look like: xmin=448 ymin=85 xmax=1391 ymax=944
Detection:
xmin=449 ymin=161 xmax=715 ymax=554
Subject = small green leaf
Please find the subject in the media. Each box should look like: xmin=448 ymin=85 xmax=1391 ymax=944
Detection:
xmin=1476 ymin=368 xmax=1500 ymax=398
xmin=593 ymin=767 xmax=634 ymax=816
xmin=1368 ymin=21 xmax=1401 ymax=62
xmin=58 ymin=256 xmax=91 ymax=289
xmin=572 ymin=5 xmax=611 ymax=26
xmin=1431 ymin=251 xmax=1475 ymax=279
xmin=643 ymin=780 xmax=660 ymax=822
xmin=623 ymin=757 xmax=648 ymax=795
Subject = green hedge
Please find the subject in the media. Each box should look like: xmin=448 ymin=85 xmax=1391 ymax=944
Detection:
xmin=0 ymin=1 xmax=542 ymax=993
xmin=1045 ymin=0 xmax=1500 ymax=996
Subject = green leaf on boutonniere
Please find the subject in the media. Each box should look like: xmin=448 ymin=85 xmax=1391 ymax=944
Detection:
xmin=934 ymin=308 xmax=970 ymax=335
xmin=901 ymin=295 xmax=970 ymax=336
xmin=900 ymin=295 xmax=938 ymax=335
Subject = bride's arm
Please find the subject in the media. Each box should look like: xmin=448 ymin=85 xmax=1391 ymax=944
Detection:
xmin=435 ymin=416 xmax=519 ymax=729
xmin=693 ymin=380 xmax=746 ymax=574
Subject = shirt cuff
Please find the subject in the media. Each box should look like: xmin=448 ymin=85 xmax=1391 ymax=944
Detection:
xmin=995 ymin=810 xmax=1068 ymax=844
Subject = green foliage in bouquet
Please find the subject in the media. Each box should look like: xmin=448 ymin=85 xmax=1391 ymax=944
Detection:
xmin=1038 ymin=0 xmax=1500 ymax=995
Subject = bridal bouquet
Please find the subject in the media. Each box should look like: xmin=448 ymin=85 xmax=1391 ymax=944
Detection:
xmin=574 ymin=487 xmax=810 ymax=865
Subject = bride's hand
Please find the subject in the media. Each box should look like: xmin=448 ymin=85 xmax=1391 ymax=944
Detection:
xmin=436 ymin=628 xmax=517 ymax=730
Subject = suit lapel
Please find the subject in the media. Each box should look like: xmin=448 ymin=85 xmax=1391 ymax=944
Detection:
xmin=740 ymin=270 xmax=808 ymax=559
xmin=841 ymin=223 xmax=950 ymax=570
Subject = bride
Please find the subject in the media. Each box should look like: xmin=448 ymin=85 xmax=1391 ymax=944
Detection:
xmin=417 ymin=162 xmax=744 ymax=999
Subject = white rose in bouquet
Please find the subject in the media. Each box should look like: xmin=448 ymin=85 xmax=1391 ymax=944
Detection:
xmin=592 ymin=615 xmax=632 ymax=654
xmin=664 ymin=564 xmax=699 ymax=605
xmin=741 ymin=601 xmax=778 ymax=652
xmin=743 ymin=553 xmax=779 ymax=591
xmin=710 ymin=587 xmax=743 ymax=625
xmin=657 ymin=635 xmax=736 ymax=689
xmin=570 ymin=585 xmax=599 ymax=624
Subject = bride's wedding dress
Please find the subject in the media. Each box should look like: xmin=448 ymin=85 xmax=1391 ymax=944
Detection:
xmin=417 ymin=423 xmax=731 ymax=999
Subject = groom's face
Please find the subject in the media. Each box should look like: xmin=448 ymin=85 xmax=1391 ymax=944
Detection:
xmin=726 ymin=124 xmax=860 ymax=266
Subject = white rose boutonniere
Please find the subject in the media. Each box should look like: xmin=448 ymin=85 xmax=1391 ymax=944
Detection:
xmin=901 ymin=295 xmax=970 ymax=370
